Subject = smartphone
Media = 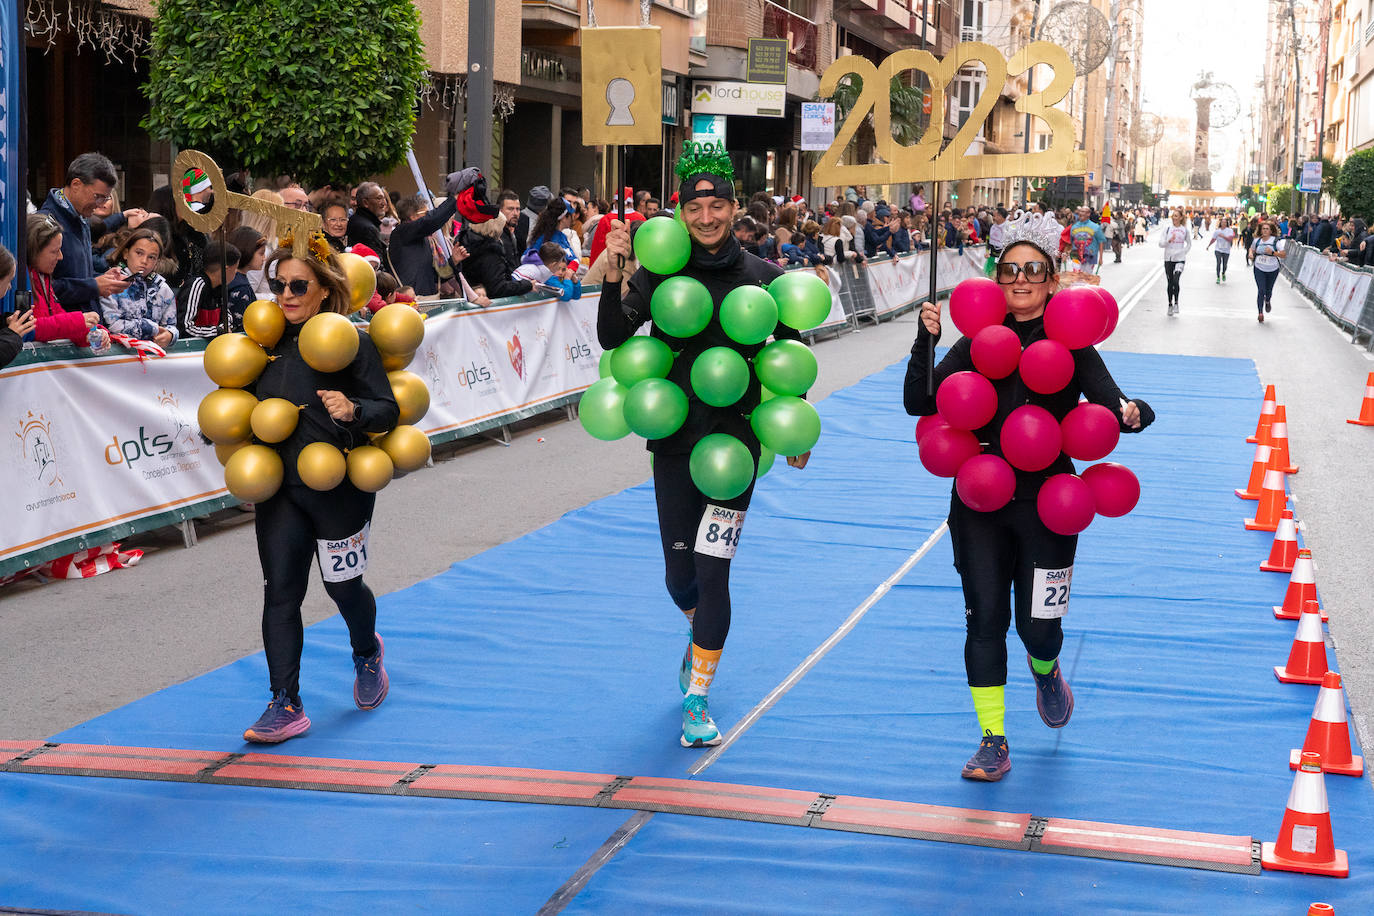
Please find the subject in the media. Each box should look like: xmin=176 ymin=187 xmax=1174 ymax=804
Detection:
xmin=14 ymin=290 xmax=31 ymax=315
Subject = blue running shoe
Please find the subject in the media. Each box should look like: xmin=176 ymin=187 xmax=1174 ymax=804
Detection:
xmin=679 ymin=628 xmax=693 ymax=694
xmin=1028 ymin=655 xmax=1074 ymax=728
xmin=353 ymin=633 xmax=389 ymax=710
xmin=961 ymin=731 xmax=1010 ymax=781
xmin=243 ymin=691 xmax=311 ymax=744
xmin=681 ymin=693 xmax=722 ymax=748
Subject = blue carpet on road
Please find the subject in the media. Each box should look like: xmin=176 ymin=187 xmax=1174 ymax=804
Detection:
xmin=2 ymin=351 xmax=1370 ymax=914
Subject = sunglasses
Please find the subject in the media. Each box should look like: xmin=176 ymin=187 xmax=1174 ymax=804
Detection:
xmin=267 ymin=277 xmax=313 ymax=297
xmin=995 ymin=261 xmax=1051 ymax=284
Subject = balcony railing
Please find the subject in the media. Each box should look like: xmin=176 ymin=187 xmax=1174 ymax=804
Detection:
xmin=762 ymin=0 xmax=818 ymax=73
xmin=960 ymin=26 xmax=982 ymax=42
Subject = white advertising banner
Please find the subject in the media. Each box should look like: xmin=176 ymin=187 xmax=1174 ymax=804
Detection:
xmin=691 ymin=81 xmax=786 ymax=118
xmin=2 ymin=351 xmax=228 ymax=573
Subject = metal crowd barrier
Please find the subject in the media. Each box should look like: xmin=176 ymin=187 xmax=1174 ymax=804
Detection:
xmin=1280 ymin=243 xmax=1374 ymax=349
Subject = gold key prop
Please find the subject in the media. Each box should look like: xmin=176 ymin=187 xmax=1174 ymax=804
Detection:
xmin=813 ymin=41 xmax=1087 ymax=187
xmin=172 ymin=149 xmax=323 ymax=257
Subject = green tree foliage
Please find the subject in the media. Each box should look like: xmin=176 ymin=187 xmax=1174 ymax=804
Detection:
xmin=1335 ymin=149 xmax=1374 ymax=220
xmin=142 ymin=0 xmax=427 ymax=186
xmin=1266 ymin=184 xmax=1295 ymax=214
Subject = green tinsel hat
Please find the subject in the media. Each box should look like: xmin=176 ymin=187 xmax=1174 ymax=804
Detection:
xmin=675 ymin=141 xmax=734 ymax=203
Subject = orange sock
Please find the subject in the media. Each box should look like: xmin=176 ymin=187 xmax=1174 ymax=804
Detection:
xmin=686 ymin=645 xmax=722 ymax=696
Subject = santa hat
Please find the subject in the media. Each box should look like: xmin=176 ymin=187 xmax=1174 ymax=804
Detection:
xmin=348 ymin=244 xmax=382 ymax=269
xmin=447 ymin=167 xmax=500 ymax=224
xmin=791 ymin=195 xmax=805 ymax=205
xmin=182 ymin=167 xmax=212 ymax=198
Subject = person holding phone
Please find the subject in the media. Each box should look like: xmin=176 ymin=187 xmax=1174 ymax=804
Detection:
xmin=0 ymin=244 xmax=37 ymax=368
xmin=27 ymin=213 xmax=106 ymax=348
xmin=100 ymin=228 xmax=178 ymax=347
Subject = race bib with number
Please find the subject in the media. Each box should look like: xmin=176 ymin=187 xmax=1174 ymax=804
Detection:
xmin=317 ymin=521 xmax=370 ymax=583
xmin=695 ymin=505 xmax=746 ymax=560
xmin=1031 ymin=564 xmax=1073 ymax=620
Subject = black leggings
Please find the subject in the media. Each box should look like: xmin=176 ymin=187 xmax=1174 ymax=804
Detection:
xmin=1163 ymin=261 xmax=1183 ymax=302
xmin=653 ymin=450 xmax=757 ymax=652
xmin=1255 ymin=267 xmax=1278 ymax=313
xmin=255 ymin=481 xmax=379 ymax=700
xmin=1215 ymin=251 xmax=1230 ymax=277
xmin=949 ymin=493 xmax=1078 ymax=687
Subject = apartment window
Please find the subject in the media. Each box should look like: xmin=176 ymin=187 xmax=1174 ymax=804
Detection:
xmin=955 ymin=69 xmax=986 ymax=133
xmin=961 ymin=0 xmax=984 ymax=40
xmin=1037 ymin=133 xmax=1051 ymax=151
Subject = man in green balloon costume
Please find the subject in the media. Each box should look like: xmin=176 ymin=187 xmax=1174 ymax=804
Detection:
xmin=597 ymin=143 xmax=819 ymax=748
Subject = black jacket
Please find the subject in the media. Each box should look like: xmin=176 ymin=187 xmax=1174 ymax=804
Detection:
xmin=903 ymin=312 xmax=1154 ymax=500
xmin=459 ymin=228 xmax=533 ymax=300
xmin=347 ymin=208 xmax=389 ymax=266
xmin=0 ymin=324 xmax=22 ymax=369
xmin=387 ymin=197 xmax=458 ymax=296
xmin=249 ymin=318 xmax=399 ymax=487
xmin=1309 ymin=219 xmax=1334 ymax=253
xmin=597 ymin=234 xmax=799 ymax=455
xmin=38 ymin=188 xmax=126 ymax=311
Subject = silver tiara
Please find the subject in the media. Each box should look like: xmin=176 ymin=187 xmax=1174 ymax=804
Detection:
xmin=999 ymin=212 xmax=1063 ymax=262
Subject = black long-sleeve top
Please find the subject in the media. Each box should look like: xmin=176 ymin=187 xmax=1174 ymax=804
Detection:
xmin=0 ymin=324 xmax=21 ymax=369
xmin=597 ymin=234 xmax=800 ymax=455
xmin=249 ymin=317 xmax=400 ymax=486
xmin=903 ymin=313 xmax=1155 ymax=500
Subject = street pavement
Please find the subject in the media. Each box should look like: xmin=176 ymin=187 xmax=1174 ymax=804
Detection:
xmin=3 ymin=230 xmax=1372 ymax=762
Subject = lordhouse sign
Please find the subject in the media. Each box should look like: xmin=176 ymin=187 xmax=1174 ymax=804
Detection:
xmin=691 ymin=81 xmax=785 ymax=118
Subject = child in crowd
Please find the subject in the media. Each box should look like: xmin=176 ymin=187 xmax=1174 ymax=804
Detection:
xmin=176 ymin=240 xmax=240 ymax=338
xmin=514 ymin=241 xmax=581 ymax=300
xmin=100 ymin=228 xmax=178 ymax=346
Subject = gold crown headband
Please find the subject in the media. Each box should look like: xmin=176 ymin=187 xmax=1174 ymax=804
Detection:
xmin=279 ymin=229 xmax=334 ymax=264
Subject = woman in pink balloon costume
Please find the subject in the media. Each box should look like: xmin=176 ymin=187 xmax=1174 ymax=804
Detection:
xmin=903 ymin=211 xmax=1155 ymax=782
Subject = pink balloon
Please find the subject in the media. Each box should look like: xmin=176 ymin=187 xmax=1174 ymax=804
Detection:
xmin=1019 ymin=339 xmax=1075 ymax=394
xmin=1060 ymin=402 xmax=1121 ymax=461
xmin=1082 ymin=462 xmax=1140 ymax=517
xmin=1000 ymin=404 xmax=1063 ymax=472
xmin=915 ymin=413 xmax=948 ymax=445
xmin=949 ymin=277 xmax=1007 ymax=338
xmin=936 ymin=371 xmax=998 ymax=430
xmin=1036 ymin=473 xmax=1096 ymax=536
xmin=970 ymin=325 xmax=1022 ymax=379
xmin=956 ymin=454 xmax=1016 ymax=512
xmin=1043 ymin=286 xmax=1108 ymax=350
xmin=918 ymin=425 xmax=981 ymax=478
xmin=1092 ymin=288 xmax=1119 ymax=344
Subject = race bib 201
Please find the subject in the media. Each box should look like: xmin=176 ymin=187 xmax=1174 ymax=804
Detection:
xmin=317 ymin=521 xmax=370 ymax=583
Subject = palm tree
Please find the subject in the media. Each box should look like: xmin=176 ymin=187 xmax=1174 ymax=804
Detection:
xmin=820 ymin=72 xmax=930 ymax=166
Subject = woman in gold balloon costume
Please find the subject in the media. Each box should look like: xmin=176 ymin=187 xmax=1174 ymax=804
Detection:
xmin=238 ymin=234 xmax=400 ymax=742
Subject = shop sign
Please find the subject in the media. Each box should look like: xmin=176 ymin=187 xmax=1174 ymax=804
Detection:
xmin=691 ymin=81 xmax=785 ymax=118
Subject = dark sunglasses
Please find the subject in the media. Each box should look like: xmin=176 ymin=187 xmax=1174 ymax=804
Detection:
xmin=995 ymin=260 xmax=1051 ymax=284
xmin=267 ymin=277 xmax=313 ymax=297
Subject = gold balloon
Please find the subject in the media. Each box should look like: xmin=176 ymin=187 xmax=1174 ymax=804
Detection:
xmin=223 ymin=444 xmax=284 ymax=503
xmin=243 ymin=299 xmax=286 ymax=348
xmin=250 ymin=398 xmax=300 ymax=444
xmin=336 ymin=251 xmax=377 ymax=314
xmin=198 ymin=388 xmax=259 ymax=444
xmin=203 ymin=333 xmax=269 ymax=388
xmin=376 ymin=424 xmax=431 ymax=473
xmin=381 ymin=350 xmax=415 ymax=372
xmin=346 ymin=445 xmax=394 ymax=493
xmin=299 ymin=312 xmax=360 ymax=373
xmin=214 ymin=439 xmax=250 ymax=466
xmin=297 ymin=441 xmax=347 ymax=491
xmin=368 ymin=304 xmax=425 ymax=356
xmin=388 ymin=370 xmax=431 ymax=426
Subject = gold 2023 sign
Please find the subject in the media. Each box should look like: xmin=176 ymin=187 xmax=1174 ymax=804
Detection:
xmin=813 ymin=41 xmax=1086 ymax=186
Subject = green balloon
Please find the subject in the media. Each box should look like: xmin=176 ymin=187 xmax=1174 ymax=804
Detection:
xmin=750 ymin=396 xmax=821 ymax=456
xmin=633 ymin=218 xmax=692 ymax=275
xmin=719 ymin=285 xmax=779 ymax=345
xmin=753 ymin=339 xmax=817 ymax=397
xmin=598 ymin=348 xmax=614 ymax=378
xmin=579 ymin=378 xmax=631 ymax=440
xmin=770 ymin=271 xmax=833 ymax=331
xmin=756 ymin=445 xmax=776 ymax=478
xmin=689 ymin=433 xmax=755 ymax=500
xmin=690 ymin=346 xmax=750 ymax=407
xmin=610 ymin=336 xmax=674 ymax=388
xmin=651 ymin=276 xmax=713 ymax=339
xmin=623 ymin=378 xmax=689 ymax=440
xmin=761 ymin=386 xmax=778 ymax=402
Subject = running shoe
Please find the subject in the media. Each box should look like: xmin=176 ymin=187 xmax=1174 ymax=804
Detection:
xmin=243 ymin=691 xmax=311 ymax=743
xmin=1265 ymin=300 xmax=1272 ymax=313
xmin=1215 ymin=276 xmax=1220 ymax=284
xmin=1259 ymin=313 xmax=1264 ymax=323
xmin=353 ymin=633 xmax=389 ymax=710
xmin=1028 ymin=655 xmax=1074 ymax=728
xmin=681 ymin=693 xmax=722 ymax=747
xmin=961 ymin=731 xmax=1011 ymax=781
xmin=1222 ymin=273 xmax=1227 ymax=282
xmin=679 ymin=627 xmax=693 ymax=694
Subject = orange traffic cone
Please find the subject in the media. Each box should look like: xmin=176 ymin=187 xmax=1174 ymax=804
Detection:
xmin=1274 ymin=549 xmax=1327 ymax=621
xmin=1268 ymin=406 xmax=1299 ymax=474
xmin=1244 ymin=468 xmax=1288 ymax=531
xmin=1248 ymin=385 xmax=1277 ymax=443
xmin=1260 ymin=509 xmax=1300 ymax=573
xmin=1261 ymin=751 xmax=1349 ymax=877
xmin=1347 ymin=372 xmax=1374 ymax=426
xmin=1235 ymin=443 xmax=1273 ymax=500
xmin=1290 ymin=671 xmax=1364 ymax=777
xmin=1275 ymin=600 xmax=1329 ymax=685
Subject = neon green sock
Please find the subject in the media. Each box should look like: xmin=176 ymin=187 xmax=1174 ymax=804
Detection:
xmin=969 ymin=685 xmax=1005 ymax=736
xmin=1029 ymin=656 xmax=1057 ymax=676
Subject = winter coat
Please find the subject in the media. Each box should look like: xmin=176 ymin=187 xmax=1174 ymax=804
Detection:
xmin=29 ymin=268 xmax=92 ymax=345
xmin=388 ymin=197 xmax=459 ymax=296
xmin=459 ymin=216 xmax=534 ymax=301
xmin=38 ymin=188 xmax=125 ymax=312
xmin=100 ymin=272 xmax=179 ymax=343
xmin=347 ymin=208 xmax=389 ymax=267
